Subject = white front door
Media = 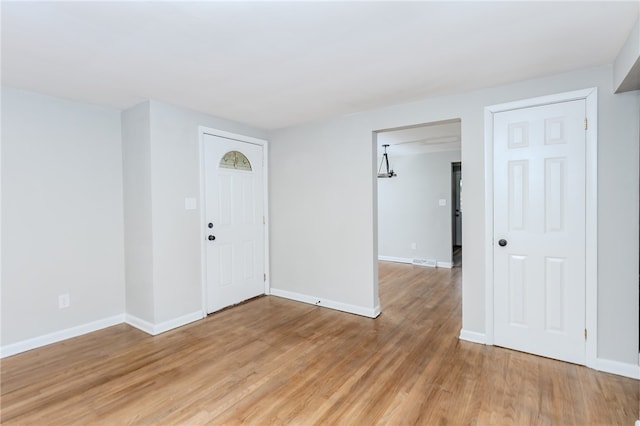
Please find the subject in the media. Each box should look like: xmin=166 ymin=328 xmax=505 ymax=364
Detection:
xmin=203 ymin=134 xmax=265 ymax=313
xmin=493 ymin=99 xmax=586 ymax=364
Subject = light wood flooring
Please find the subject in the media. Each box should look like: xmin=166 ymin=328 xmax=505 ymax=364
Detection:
xmin=1 ymin=261 xmax=638 ymax=424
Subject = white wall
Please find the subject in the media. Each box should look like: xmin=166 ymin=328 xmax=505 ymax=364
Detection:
xmin=378 ymin=150 xmax=461 ymax=265
xmin=269 ymin=118 xmax=380 ymax=313
xmin=614 ymin=18 xmax=640 ymax=92
xmin=121 ymin=100 xmax=267 ymax=327
xmin=2 ymin=66 xmax=638 ymax=369
xmin=148 ymin=100 xmax=268 ymax=324
xmin=1 ymin=91 xmax=267 ymax=349
xmin=597 ymin=86 xmax=639 ymax=363
xmin=269 ymin=65 xmax=639 ymax=367
xmin=122 ymin=102 xmax=154 ymax=323
xmin=1 ymin=88 xmax=125 ymax=345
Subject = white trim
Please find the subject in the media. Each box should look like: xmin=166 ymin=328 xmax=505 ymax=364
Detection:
xmin=459 ymin=329 xmax=486 ymax=344
xmin=378 ymin=256 xmax=452 ymax=268
xmin=126 ymin=311 xmax=203 ymax=336
xmin=378 ymin=255 xmax=412 ymax=264
xmin=153 ymin=311 xmax=204 ymax=335
xmin=372 ymin=304 xmax=381 ymax=317
xmin=485 ymin=88 xmax=597 ymax=113
xmin=483 ymin=105 xmax=495 ymax=346
xmin=595 ymin=357 xmax=640 ymax=380
xmin=262 ymin=137 xmax=271 ymax=295
xmin=0 ymin=314 xmax=124 ymax=358
xmin=270 ymin=288 xmax=381 ymax=318
xmin=584 ymin=90 xmax=598 ymax=368
xmin=199 ymin=127 xmax=267 ymax=147
xmin=483 ymin=88 xmax=598 ymax=367
xmin=198 ymin=126 xmax=270 ymax=315
xmin=125 ymin=314 xmax=155 ymax=335
xmin=199 ymin=128 xmax=208 ymax=316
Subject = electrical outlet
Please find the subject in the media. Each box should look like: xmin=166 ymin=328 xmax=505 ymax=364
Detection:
xmin=411 ymin=242 xmax=417 ymax=250
xmin=58 ymin=293 xmax=70 ymax=309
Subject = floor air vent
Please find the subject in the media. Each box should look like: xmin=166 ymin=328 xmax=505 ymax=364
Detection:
xmin=412 ymin=258 xmax=437 ymax=267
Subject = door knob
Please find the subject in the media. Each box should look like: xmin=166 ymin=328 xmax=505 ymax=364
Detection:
xmin=498 ymin=239 xmax=507 ymax=247
xmin=208 ymin=235 xmax=216 ymax=241
xmin=208 ymin=223 xmax=214 ymax=229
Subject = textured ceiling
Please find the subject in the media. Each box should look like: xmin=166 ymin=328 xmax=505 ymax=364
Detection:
xmin=2 ymin=1 xmax=638 ymax=130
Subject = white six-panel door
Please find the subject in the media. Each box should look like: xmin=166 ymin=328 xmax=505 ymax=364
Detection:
xmin=203 ymin=134 xmax=265 ymax=314
xmin=493 ymin=99 xmax=586 ymax=364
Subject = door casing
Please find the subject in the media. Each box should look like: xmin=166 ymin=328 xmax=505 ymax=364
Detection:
xmin=452 ymin=162 xmax=462 ymax=248
xmin=198 ymin=126 xmax=270 ymax=316
xmin=483 ymin=88 xmax=598 ymax=369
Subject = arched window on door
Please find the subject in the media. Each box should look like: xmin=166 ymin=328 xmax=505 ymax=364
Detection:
xmin=219 ymin=150 xmax=252 ymax=171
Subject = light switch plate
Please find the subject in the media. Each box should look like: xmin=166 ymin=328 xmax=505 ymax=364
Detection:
xmin=185 ymin=198 xmax=197 ymax=210
xmin=58 ymin=293 xmax=70 ymax=309
xmin=439 ymin=199 xmax=447 ymax=206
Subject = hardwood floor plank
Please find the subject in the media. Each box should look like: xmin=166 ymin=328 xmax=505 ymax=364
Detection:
xmin=1 ymin=262 xmax=637 ymax=425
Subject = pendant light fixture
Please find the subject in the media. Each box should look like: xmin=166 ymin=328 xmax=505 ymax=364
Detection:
xmin=377 ymin=144 xmax=397 ymax=178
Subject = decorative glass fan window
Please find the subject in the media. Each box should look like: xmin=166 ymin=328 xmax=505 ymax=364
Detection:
xmin=219 ymin=151 xmax=252 ymax=171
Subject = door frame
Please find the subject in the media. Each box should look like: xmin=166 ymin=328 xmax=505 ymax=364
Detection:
xmin=451 ymin=161 xmax=462 ymax=251
xmin=198 ymin=126 xmax=270 ymax=316
xmin=483 ymin=88 xmax=598 ymax=368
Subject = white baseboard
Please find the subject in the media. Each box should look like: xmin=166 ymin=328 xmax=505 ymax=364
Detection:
xmin=126 ymin=310 xmax=204 ymax=335
xmin=0 ymin=309 xmax=206 ymax=359
xmin=464 ymin=335 xmax=639 ymax=379
xmin=154 ymin=311 xmax=204 ymax=334
xmin=459 ymin=328 xmax=486 ymax=344
xmin=378 ymin=256 xmax=452 ymax=269
xmin=0 ymin=314 xmax=125 ymax=358
xmin=378 ymin=256 xmax=412 ymax=264
xmin=270 ymin=288 xmax=380 ymax=318
xmin=595 ymin=357 xmax=640 ymax=380
xmin=124 ymin=314 xmax=155 ymax=335
xmin=373 ymin=304 xmax=381 ymax=318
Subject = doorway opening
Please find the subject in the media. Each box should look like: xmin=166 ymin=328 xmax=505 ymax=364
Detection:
xmin=375 ymin=119 xmax=462 ymax=269
xmin=451 ymin=162 xmax=462 ymax=268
